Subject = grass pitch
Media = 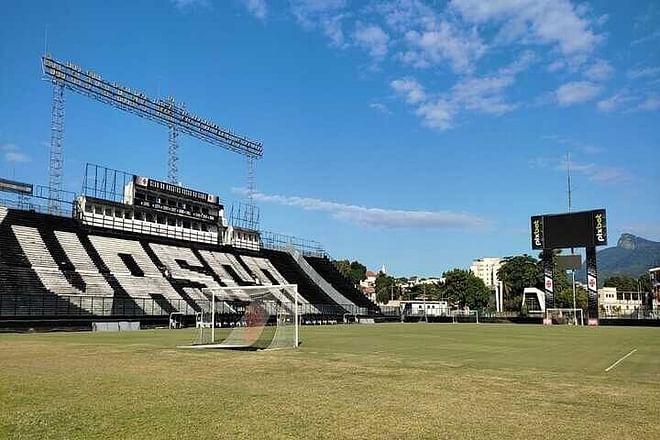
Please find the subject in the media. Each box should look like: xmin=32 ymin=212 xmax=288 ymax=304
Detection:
xmin=1 ymin=323 xmax=659 ymax=439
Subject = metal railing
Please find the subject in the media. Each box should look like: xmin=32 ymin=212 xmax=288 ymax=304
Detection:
xmin=78 ymin=208 xmax=218 ymax=244
xmin=0 ymin=293 xmax=396 ymax=319
xmin=260 ymin=230 xmax=325 ymax=257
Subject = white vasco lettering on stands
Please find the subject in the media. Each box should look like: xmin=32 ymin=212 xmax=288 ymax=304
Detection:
xmin=148 ymin=243 xmax=239 ymax=301
xmin=88 ymin=235 xmax=180 ymax=303
xmin=12 ymin=225 xmax=84 ymax=295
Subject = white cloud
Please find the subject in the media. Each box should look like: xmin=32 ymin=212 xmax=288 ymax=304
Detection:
xmin=1 ymin=144 xmax=31 ymax=163
xmin=235 ymin=189 xmax=488 ymax=229
xmin=415 ymin=99 xmax=455 ymax=130
xmin=638 ymin=95 xmax=660 ymax=112
xmin=239 ymin=0 xmax=266 ymax=21
xmin=401 ymin=21 xmax=486 ymax=74
xmin=390 ymin=77 xmax=426 ymax=104
xmin=597 ymin=90 xmax=634 ymax=112
xmin=391 ymin=51 xmax=533 ymax=129
xmin=369 ymin=102 xmax=391 ymax=115
xmin=583 ymin=59 xmax=613 ymax=81
xmin=627 ymin=66 xmax=660 ymax=80
xmin=532 ymin=154 xmax=630 ymax=184
xmin=631 ymin=30 xmax=660 ymax=46
xmin=555 ymin=81 xmax=601 ymax=106
xmin=290 ymin=0 xmax=348 ymax=47
xmin=547 ymin=60 xmax=565 ymax=72
xmin=558 ymin=157 xmax=629 ymax=183
xmin=449 ymin=50 xmax=534 ymax=115
xmin=450 ymin=0 xmax=602 ymax=58
xmin=171 ymin=0 xmax=209 ymax=10
xmin=353 ymin=22 xmax=389 ymax=59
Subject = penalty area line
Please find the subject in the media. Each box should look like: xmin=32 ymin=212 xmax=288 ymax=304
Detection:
xmin=605 ymin=348 xmax=637 ymax=372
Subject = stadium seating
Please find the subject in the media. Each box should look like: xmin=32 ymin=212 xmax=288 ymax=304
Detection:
xmin=0 ymin=207 xmax=375 ymax=322
xmin=305 ymin=256 xmax=377 ymax=310
xmin=262 ymin=249 xmax=346 ymax=315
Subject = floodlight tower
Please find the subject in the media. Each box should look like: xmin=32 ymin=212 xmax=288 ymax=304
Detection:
xmin=41 ymin=55 xmax=263 ymax=214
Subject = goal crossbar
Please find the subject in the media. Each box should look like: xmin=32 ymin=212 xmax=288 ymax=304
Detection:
xmin=544 ymin=308 xmax=584 ymax=326
xmin=184 ymin=284 xmax=300 ymax=350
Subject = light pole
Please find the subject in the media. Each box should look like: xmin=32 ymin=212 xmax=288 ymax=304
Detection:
xmin=572 ymin=269 xmax=577 ymax=325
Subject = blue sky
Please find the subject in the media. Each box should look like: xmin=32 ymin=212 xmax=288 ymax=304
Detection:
xmin=1 ymin=0 xmax=659 ymax=276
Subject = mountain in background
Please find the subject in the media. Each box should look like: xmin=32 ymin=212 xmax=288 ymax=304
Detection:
xmin=577 ymin=234 xmax=660 ymax=283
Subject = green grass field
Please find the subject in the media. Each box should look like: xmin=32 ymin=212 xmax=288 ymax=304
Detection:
xmin=1 ymin=323 xmax=659 ymax=439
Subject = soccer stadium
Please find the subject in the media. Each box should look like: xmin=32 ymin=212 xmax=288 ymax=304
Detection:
xmin=2 ymin=2 xmax=660 ymax=439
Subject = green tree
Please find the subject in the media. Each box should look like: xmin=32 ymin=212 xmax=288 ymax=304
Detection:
xmin=440 ymin=269 xmax=490 ymax=310
xmin=638 ymin=274 xmax=652 ymax=293
xmin=375 ymin=273 xmax=396 ymax=304
xmin=334 ymin=259 xmax=367 ymax=284
xmin=604 ymin=275 xmax=638 ymax=291
xmin=348 ymin=261 xmax=367 ymax=284
xmin=554 ymin=285 xmax=588 ymax=309
xmin=408 ymin=282 xmax=443 ymax=300
xmin=497 ymin=255 xmax=540 ymax=311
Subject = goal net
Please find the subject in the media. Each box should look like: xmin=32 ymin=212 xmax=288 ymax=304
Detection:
xmin=544 ymin=308 xmax=584 ymax=326
xmin=192 ymin=284 xmax=299 ymax=350
xmin=451 ymin=310 xmax=479 ymax=324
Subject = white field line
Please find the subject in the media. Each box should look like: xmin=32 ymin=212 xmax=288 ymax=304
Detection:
xmin=605 ymin=348 xmax=637 ymax=372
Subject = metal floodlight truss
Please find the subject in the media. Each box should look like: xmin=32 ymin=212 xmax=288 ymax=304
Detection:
xmin=41 ymin=55 xmax=263 ymax=161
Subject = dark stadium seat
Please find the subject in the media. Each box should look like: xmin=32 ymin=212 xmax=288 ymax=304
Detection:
xmin=305 ymin=256 xmax=378 ymax=311
xmin=0 ymin=207 xmax=355 ymax=323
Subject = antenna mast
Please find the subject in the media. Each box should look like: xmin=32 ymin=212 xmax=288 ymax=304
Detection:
xmin=566 ymin=151 xmax=572 ymax=212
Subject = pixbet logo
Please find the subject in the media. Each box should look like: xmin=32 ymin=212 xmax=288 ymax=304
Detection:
xmin=594 ymin=212 xmax=605 ymax=243
xmin=533 ymin=219 xmax=542 ymax=247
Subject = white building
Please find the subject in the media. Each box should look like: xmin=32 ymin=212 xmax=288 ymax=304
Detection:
xmin=470 ymin=257 xmax=506 ymax=312
xmin=399 ymin=300 xmax=450 ymax=317
xmin=470 ymin=257 xmax=504 ymax=288
xmin=599 ymin=287 xmax=644 ymax=315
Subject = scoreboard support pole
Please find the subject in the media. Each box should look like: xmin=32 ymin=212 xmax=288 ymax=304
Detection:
xmin=586 ymin=246 xmax=599 ymax=325
xmin=543 ymin=252 xmax=555 ymax=310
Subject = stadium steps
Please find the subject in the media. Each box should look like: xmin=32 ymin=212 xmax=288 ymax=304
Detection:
xmin=262 ymin=249 xmax=344 ymax=315
xmin=141 ymin=241 xmax=205 ymax=311
xmin=305 ymin=256 xmax=378 ymax=311
xmin=286 ymin=249 xmax=356 ymax=312
xmin=87 ymin=235 xmax=179 ymax=315
xmin=77 ymin=233 xmax=135 ymax=297
xmin=197 ymin=249 xmax=256 ymax=287
xmin=39 ymin=229 xmax=87 ymax=291
xmin=54 ymin=231 xmax=115 ymax=296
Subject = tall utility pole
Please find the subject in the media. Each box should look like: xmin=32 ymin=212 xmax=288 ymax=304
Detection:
xmin=567 ymin=151 xmax=578 ymax=323
xmin=47 ymin=82 xmax=65 ymax=215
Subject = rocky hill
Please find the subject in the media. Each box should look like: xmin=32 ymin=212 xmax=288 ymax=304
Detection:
xmin=578 ymin=234 xmax=660 ymax=282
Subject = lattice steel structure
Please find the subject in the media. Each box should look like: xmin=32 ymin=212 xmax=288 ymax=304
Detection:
xmin=41 ymin=54 xmax=263 ymax=198
xmin=47 ymin=83 xmax=65 ymax=215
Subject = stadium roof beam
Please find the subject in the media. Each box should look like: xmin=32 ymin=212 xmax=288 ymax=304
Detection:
xmin=41 ymin=55 xmax=264 ymax=200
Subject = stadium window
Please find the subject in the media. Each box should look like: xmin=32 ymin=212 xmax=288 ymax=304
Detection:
xmin=84 ymin=204 xmax=92 ymax=213
xmin=105 ymin=208 xmax=112 ymax=216
xmin=183 ymin=220 xmax=190 ymax=229
xmin=157 ymin=215 xmax=165 ymax=224
xmin=115 ymin=210 xmax=122 ymax=218
xmin=125 ymin=211 xmax=133 ymax=220
xmin=617 ymin=292 xmax=623 ymax=300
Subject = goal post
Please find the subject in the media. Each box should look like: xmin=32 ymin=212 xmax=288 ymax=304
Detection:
xmin=451 ymin=310 xmax=479 ymax=324
xmin=544 ymin=308 xmax=584 ymax=326
xmin=191 ymin=284 xmax=299 ymax=350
